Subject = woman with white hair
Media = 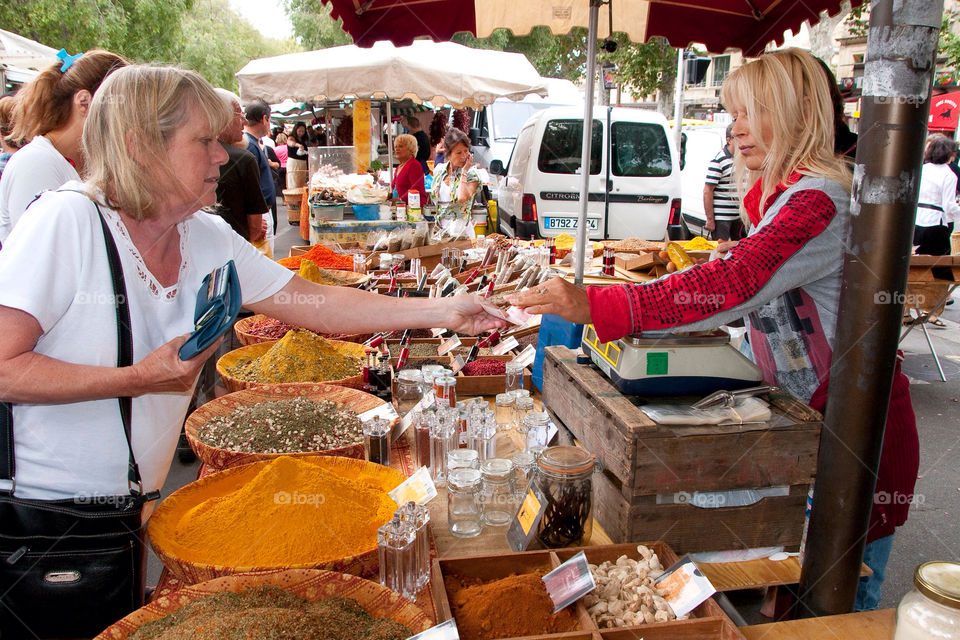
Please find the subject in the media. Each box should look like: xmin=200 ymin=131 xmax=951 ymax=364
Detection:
xmin=511 ymin=48 xmax=919 ymax=612
xmin=0 ymin=65 xmax=502 ymax=634
xmin=393 ymin=132 xmax=425 ymax=203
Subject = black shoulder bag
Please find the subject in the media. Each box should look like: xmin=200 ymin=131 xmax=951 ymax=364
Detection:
xmin=0 ymin=205 xmax=160 ymax=638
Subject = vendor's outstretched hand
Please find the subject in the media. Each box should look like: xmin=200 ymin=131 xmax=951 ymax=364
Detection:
xmin=445 ymin=294 xmax=508 ymax=335
xmin=507 ymin=277 xmax=592 ymax=325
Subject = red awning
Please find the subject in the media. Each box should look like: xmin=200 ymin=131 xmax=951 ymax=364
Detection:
xmin=929 ymin=91 xmax=960 ymax=131
xmin=320 ymin=0 xmax=863 ymax=56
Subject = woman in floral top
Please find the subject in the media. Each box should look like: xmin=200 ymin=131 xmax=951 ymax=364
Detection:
xmin=431 ymin=128 xmax=481 ymax=232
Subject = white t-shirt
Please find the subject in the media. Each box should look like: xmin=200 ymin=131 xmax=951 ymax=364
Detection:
xmin=0 ymin=135 xmax=80 ymax=244
xmin=0 ymin=182 xmax=294 ymax=499
xmin=916 ymin=162 xmax=960 ymax=227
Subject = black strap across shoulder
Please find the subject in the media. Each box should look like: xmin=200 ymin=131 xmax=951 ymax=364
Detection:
xmin=0 ymin=191 xmax=144 ymax=495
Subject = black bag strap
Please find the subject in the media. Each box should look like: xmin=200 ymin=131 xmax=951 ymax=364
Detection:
xmin=0 ymin=192 xmax=145 ymax=496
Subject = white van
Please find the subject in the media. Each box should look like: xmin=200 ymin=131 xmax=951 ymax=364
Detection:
xmin=471 ymin=79 xmax=581 ymax=171
xmin=493 ymin=106 xmax=682 ymax=240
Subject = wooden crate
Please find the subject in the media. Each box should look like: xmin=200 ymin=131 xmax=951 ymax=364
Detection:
xmin=432 ymin=542 xmax=744 ymax=640
xmin=907 ymin=254 xmax=960 ymax=283
xmin=542 ymin=346 xmax=820 ymax=553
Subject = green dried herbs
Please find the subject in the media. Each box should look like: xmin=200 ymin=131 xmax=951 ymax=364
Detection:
xmin=197 ymin=398 xmax=363 ymax=453
xmin=128 ymin=587 xmax=412 ymax=640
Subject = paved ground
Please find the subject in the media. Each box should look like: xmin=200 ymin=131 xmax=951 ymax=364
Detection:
xmin=150 ymin=222 xmax=959 ymax=618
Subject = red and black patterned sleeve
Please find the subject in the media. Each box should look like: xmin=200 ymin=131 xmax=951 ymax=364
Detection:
xmin=588 ymin=189 xmax=839 ymax=343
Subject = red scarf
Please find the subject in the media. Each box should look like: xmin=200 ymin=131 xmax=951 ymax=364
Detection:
xmin=742 ymin=171 xmax=803 ymax=227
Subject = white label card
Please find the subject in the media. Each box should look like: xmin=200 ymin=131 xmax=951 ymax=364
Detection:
xmin=358 ymin=403 xmax=399 ymax=423
xmin=450 ymin=355 xmax=466 ymax=374
xmin=389 ymin=466 xmax=438 ymax=506
xmin=431 ymin=328 xmax=447 ymax=338
xmin=654 ymin=556 xmax=717 ymax=617
xmin=438 ymin=335 xmax=462 ymax=356
xmin=510 ymin=344 xmax=537 ymax=368
xmin=404 ymin=619 xmax=459 ymax=640
xmin=542 ymin=551 xmax=596 ymax=613
xmin=491 ymin=336 xmax=520 ymax=356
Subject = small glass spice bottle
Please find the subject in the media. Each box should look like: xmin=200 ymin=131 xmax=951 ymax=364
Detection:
xmin=397 ymin=501 xmax=431 ymax=591
xmin=429 ymin=416 xmax=456 ymax=487
xmin=447 ymin=467 xmax=483 ymax=538
xmin=468 ymin=412 xmax=497 ymax=461
xmin=480 ymin=458 xmax=516 ymax=527
xmin=377 ymin=516 xmax=417 ymax=600
xmin=363 ymin=417 xmax=391 ymax=466
xmin=414 ymin=409 xmax=435 ymax=470
xmin=895 ymin=561 xmax=960 ymax=640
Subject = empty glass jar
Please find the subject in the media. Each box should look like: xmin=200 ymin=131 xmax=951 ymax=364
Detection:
xmin=523 ymin=411 xmax=550 ymax=456
xmin=447 ymin=448 xmax=480 ymax=471
xmin=394 ymin=370 xmax=423 ymax=414
xmin=494 ymin=393 xmax=515 ymax=432
xmin=480 ymin=458 xmax=516 ymax=527
xmin=447 ymin=468 xmax=482 ymax=538
xmin=515 ymin=396 xmax=534 ymax=434
xmin=504 ymin=362 xmax=524 ymax=395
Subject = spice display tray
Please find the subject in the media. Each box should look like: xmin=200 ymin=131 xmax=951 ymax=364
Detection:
xmin=431 ymin=542 xmax=744 ymax=640
xmin=454 ymin=355 xmax=533 ymax=396
xmin=542 ymin=345 xmax=820 ymax=552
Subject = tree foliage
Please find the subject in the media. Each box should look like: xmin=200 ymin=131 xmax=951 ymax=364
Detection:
xmin=282 ymin=0 xmax=352 ymax=50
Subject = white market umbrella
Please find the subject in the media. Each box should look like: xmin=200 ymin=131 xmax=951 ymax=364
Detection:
xmin=0 ymin=29 xmax=58 ymax=71
xmin=236 ymin=40 xmax=547 ymax=109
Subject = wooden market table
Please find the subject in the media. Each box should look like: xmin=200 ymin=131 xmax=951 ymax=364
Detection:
xmin=902 ymin=254 xmax=960 ymax=381
xmin=740 ymin=608 xmax=895 ymax=638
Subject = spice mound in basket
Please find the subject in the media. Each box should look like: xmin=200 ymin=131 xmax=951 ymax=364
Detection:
xmin=226 ymin=329 xmax=363 ymax=384
xmin=445 ymin=571 xmax=579 ymax=640
xmin=298 ymin=259 xmax=365 ymax=286
xmin=127 ymin=586 xmax=411 ymax=640
xmin=278 ymin=244 xmax=354 ymax=270
xmin=196 ymin=397 xmax=362 ymax=454
xmin=151 ymin=457 xmax=399 ymax=568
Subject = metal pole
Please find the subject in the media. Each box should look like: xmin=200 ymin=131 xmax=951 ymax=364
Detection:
xmin=574 ymin=0 xmax=600 ymax=286
xmin=795 ymin=0 xmax=942 ymax=617
xmin=387 ymin=101 xmax=394 ymax=190
xmin=673 ymin=49 xmax=685 ymax=158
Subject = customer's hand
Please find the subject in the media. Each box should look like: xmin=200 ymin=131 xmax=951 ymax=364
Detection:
xmin=507 ymin=277 xmax=592 ymax=325
xmin=715 ymin=240 xmax=739 ymax=256
xmin=131 ymin=335 xmax=222 ymax=394
xmin=445 ymin=295 xmax=508 ymax=335
xmin=250 ymin=219 xmax=267 ymax=242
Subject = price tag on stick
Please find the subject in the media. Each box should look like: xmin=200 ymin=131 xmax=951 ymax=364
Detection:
xmin=510 ymin=344 xmax=537 ymax=368
xmin=405 ymin=619 xmax=459 ymax=640
xmin=358 ymin=403 xmax=399 ymax=423
xmin=542 ymin=551 xmax=597 ymax=613
xmin=389 ymin=467 xmax=438 ymax=506
xmin=438 ymin=335 xmax=462 ymax=356
xmin=491 ymin=336 xmax=520 ymax=356
xmin=506 ymin=480 xmax=548 ymax=551
xmin=654 ymin=555 xmax=717 ymax=617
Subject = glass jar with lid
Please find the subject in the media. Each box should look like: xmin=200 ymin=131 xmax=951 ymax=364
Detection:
xmin=447 ymin=468 xmax=483 ymax=538
xmin=512 ymin=450 xmax=536 ymax=494
xmin=523 ymin=411 xmax=550 ymax=456
xmin=394 ymin=369 xmax=423 ymax=414
xmin=480 ymin=458 xmax=516 ymax=527
xmin=494 ymin=393 xmax=515 ymax=432
xmin=534 ymin=446 xmax=597 ymax=548
xmin=895 ymin=561 xmax=960 ymax=640
xmin=514 ymin=396 xmax=534 ymax=434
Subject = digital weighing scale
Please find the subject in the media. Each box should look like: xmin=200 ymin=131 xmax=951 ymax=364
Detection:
xmin=581 ymin=326 xmax=764 ymax=396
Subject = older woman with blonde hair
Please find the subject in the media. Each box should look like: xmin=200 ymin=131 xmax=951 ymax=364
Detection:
xmin=393 ymin=132 xmax=425 ymax=203
xmin=0 ymin=64 xmax=501 ymax=633
xmin=511 ymin=48 xmax=918 ymax=611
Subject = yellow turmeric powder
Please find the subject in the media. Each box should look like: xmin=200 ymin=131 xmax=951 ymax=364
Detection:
xmin=162 ymin=456 xmax=401 ymax=567
xmin=227 ymin=329 xmax=364 ymax=383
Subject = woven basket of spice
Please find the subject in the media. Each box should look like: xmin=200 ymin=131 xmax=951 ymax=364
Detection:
xmin=184 ymin=382 xmax=388 ymax=470
xmin=217 ymin=330 xmax=366 ymax=392
xmin=233 ymin=314 xmax=372 ymax=347
xmin=95 ymin=568 xmax=432 ymax=640
xmin=148 ymin=456 xmax=405 ymax=584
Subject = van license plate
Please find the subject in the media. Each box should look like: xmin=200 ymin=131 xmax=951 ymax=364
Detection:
xmin=544 ymin=217 xmax=598 ymax=230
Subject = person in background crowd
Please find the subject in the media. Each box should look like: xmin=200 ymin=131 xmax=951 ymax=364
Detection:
xmin=393 ymin=133 xmax=425 ymax=203
xmin=287 ymin=122 xmax=309 ymax=162
xmin=511 ymin=48 xmax=919 ymax=613
xmin=431 ymin=128 xmax=480 ymax=233
xmin=274 ymin=132 xmax=288 ymax=192
xmin=912 ymin=135 xmax=960 ymax=327
xmin=0 ymin=50 xmax=127 ymax=244
xmin=406 ymin=115 xmax=431 ymax=173
xmin=212 ymin=88 xmax=268 ymax=244
xmin=0 ymin=64 xmax=503 ymax=617
xmin=243 ymin=99 xmax=277 ymax=248
xmin=262 ymin=125 xmax=278 ymax=149
xmin=702 ymin=123 xmax=744 ymax=241
xmin=0 ymin=95 xmax=22 ymax=181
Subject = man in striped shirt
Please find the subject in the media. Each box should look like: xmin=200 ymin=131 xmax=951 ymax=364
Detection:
xmin=703 ymin=124 xmax=745 ymax=241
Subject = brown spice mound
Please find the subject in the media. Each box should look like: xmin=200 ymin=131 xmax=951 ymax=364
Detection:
xmin=445 ymin=572 xmax=579 ymax=640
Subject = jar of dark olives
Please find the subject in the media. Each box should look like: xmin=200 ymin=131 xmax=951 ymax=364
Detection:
xmin=534 ymin=446 xmax=597 ymax=548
